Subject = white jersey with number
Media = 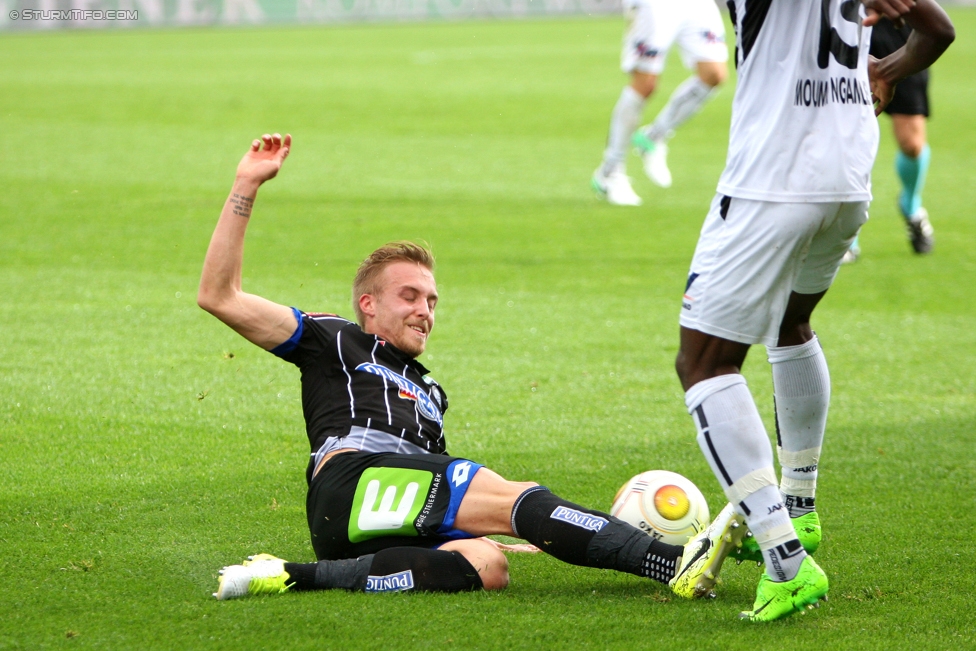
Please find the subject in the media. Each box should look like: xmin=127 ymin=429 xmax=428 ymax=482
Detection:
xmin=716 ymin=0 xmax=879 ymax=202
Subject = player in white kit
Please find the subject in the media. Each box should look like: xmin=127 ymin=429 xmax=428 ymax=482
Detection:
xmin=592 ymin=0 xmax=729 ymax=205
xmin=673 ymin=0 xmax=954 ymax=621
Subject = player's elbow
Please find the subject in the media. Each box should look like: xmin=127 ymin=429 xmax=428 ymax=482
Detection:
xmin=196 ymin=287 xmax=218 ymax=314
xmin=937 ymin=23 xmax=956 ymax=49
xmin=197 ymin=286 xmax=231 ymax=318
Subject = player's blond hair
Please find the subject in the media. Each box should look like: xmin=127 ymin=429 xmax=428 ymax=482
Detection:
xmin=352 ymin=241 xmax=435 ymax=327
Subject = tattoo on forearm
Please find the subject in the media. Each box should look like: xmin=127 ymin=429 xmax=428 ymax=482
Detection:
xmin=230 ymin=193 xmax=254 ymax=218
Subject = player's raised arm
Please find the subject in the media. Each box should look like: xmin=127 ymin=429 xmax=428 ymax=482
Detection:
xmin=198 ymin=134 xmax=299 ymax=351
xmin=866 ymin=0 xmax=955 ymax=114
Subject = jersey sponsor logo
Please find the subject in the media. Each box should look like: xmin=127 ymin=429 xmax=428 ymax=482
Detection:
xmin=365 ymin=570 xmax=415 ymax=593
xmin=355 ymin=362 xmax=444 ymax=425
xmin=414 ymin=471 xmax=442 ymax=530
xmin=349 ymin=467 xmax=434 ymax=542
xmin=550 ymin=506 xmax=608 ymax=532
xmin=793 ymin=76 xmax=870 ymax=108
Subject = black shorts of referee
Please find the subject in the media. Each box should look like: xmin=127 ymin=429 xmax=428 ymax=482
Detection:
xmin=870 ymin=18 xmax=930 ymax=117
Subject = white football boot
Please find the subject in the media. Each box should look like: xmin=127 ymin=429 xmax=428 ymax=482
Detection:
xmin=592 ymin=165 xmax=642 ymax=206
xmin=632 ymin=131 xmax=672 ymax=188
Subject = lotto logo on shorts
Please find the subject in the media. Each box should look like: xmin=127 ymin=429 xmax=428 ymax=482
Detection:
xmin=450 ymin=461 xmax=472 ymax=487
xmin=550 ymin=506 xmax=607 ymax=532
xmin=366 ymin=570 xmax=415 ymax=593
xmin=348 ymin=468 xmax=434 ymax=543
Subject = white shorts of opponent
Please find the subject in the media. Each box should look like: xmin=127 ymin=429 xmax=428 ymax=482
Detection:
xmin=621 ymin=0 xmax=728 ymax=75
xmin=680 ymin=195 xmax=870 ymax=347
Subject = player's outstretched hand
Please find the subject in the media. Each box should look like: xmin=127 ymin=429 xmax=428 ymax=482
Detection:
xmin=868 ymin=56 xmax=896 ymax=115
xmin=862 ymin=0 xmax=914 ymax=26
xmin=236 ymin=133 xmax=292 ymax=186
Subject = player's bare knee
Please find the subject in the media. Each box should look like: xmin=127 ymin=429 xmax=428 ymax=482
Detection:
xmin=630 ymin=72 xmax=657 ymax=98
xmin=478 ymin=549 xmax=510 ymax=591
xmin=901 ymin=139 xmax=925 ymax=159
xmin=481 ymin=552 xmax=509 ymax=590
xmin=697 ymin=61 xmax=727 ymax=87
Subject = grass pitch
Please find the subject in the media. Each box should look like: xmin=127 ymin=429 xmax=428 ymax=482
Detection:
xmin=1 ymin=11 xmax=975 ymax=650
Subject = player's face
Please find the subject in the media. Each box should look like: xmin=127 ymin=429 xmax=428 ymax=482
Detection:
xmin=363 ymin=261 xmax=437 ymax=357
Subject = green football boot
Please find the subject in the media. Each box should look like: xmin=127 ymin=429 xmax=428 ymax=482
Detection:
xmin=214 ymin=554 xmax=292 ymax=600
xmin=669 ymin=503 xmax=747 ymax=599
xmin=731 ymin=511 xmax=821 ymax=565
xmin=739 ymin=556 xmax=829 ymax=622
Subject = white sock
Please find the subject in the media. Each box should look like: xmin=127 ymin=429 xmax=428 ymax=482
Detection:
xmin=602 ymin=86 xmax=645 ymax=173
xmin=685 ymin=374 xmax=806 ymax=581
xmin=642 ymin=76 xmax=715 ymax=143
xmin=768 ymin=336 xmax=830 ymax=518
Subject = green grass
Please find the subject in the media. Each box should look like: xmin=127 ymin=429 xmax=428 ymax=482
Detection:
xmin=1 ymin=11 xmax=975 ymax=650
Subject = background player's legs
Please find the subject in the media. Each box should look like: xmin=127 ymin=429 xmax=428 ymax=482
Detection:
xmin=593 ymin=72 xmax=657 ymax=206
xmin=676 ymin=328 xmax=809 ymax=583
xmin=769 ymin=291 xmax=829 ymax=536
xmin=603 ymin=73 xmax=657 ymax=174
xmin=892 ymin=113 xmax=934 ymax=253
xmin=634 ymin=61 xmax=727 ymax=188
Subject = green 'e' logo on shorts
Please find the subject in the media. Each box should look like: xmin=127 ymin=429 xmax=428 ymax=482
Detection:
xmin=348 ymin=467 xmax=433 ymax=543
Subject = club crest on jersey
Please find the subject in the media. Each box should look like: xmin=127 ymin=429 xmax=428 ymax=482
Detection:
xmin=355 ymin=363 xmax=443 ymax=425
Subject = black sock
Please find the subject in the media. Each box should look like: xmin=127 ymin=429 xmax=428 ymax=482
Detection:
xmin=365 ymin=547 xmax=482 ymax=593
xmin=511 ymin=486 xmax=683 ymax=582
xmin=284 ymin=556 xmax=373 ymax=591
xmin=283 ymin=562 xmax=318 ymax=590
xmin=640 ymin=546 xmax=680 ymax=584
xmin=286 ymin=548 xmax=482 ymax=593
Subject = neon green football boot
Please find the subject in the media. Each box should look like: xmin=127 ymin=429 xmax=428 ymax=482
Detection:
xmin=739 ymin=556 xmax=829 ymax=622
xmin=669 ymin=503 xmax=747 ymax=599
xmin=732 ymin=511 xmax=821 ymax=565
xmin=213 ymin=554 xmax=292 ymax=600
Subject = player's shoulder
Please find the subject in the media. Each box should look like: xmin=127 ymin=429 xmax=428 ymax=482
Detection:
xmin=297 ymin=311 xmax=358 ymax=336
xmin=304 ymin=311 xmax=343 ymax=320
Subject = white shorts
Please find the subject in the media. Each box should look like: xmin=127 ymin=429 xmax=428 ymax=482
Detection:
xmin=679 ymin=195 xmax=869 ymax=347
xmin=621 ymin=0 xmax=728 ymax=75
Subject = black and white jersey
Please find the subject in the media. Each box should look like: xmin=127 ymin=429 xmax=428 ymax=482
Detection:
xmin=271 ymin=309 xmax=448 ymax=478
xmin=717 ymin=0 xmax=879 ymax=202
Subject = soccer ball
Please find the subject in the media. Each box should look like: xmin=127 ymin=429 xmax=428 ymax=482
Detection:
xmin=610 ymin=470 xmax=710 ymax=546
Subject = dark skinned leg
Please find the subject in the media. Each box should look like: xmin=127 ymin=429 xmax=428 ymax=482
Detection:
xmin=777 ymin=290 xmax=827 ymax=347
xmin=676 ymin=288 xmax=828 ymax=388
xmin=675 ymin=326 xmax=752 ymax=391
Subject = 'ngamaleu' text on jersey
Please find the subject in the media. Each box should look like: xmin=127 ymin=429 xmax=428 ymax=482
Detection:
xmin=718 ymin=0 xmax=880 ymax=202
